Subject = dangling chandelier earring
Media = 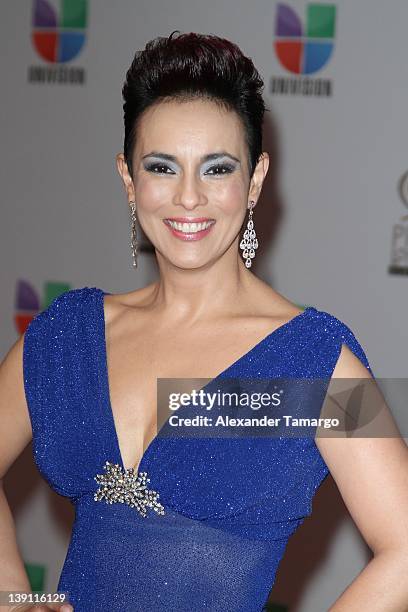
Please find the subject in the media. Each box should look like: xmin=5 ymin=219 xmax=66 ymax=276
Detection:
xmin=239 ymin=200 xmax=258 ymax=268
xmin=129 ymin=200 xmax=139 ymax=269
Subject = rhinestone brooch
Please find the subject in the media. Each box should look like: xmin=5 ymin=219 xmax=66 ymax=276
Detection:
xmin=94 ymin=460 xmax=165 ymax=518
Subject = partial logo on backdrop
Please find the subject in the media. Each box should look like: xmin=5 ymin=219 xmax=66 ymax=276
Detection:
xmin=388 ymin=171 xmax=408 ymax=276
xmin=24 ymin=562 xmax=46 ymax=592
xmin=28 ymin=0 xmax=87 ymax=85
xmin=14 ymin=279 xmax=71 ymax=334
xmin=271 ymin=2 xmax=336 ymax=97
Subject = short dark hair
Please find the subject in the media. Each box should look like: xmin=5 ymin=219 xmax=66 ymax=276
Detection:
xmin=121 ymin=30 xmax=267 ymax=180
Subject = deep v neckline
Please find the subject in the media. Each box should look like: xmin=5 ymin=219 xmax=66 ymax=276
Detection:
xmin=95 ymin=287 xmax=315 ymax=474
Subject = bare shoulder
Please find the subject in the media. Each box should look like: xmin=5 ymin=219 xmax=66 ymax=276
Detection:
xmin=102 ymin=284 xmax=157 ymax=326
xmin=249 ymin=279 xmax=307 ymax=320
xmin=331 ymin=343 xmax=373 ymax=379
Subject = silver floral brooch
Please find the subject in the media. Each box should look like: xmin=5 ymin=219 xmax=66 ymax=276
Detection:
xmin=93 ymin=460 xmax=165 ymax=518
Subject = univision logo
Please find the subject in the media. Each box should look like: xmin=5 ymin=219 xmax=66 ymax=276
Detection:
xmin=28 ymin=0 xmax=88 ymax=84
xmin=14 ymin=279 xmax=71 ymax=334
xmin=270 ymin=2 xmax=336 ymax=97
xmin=275 ymin=3 xmax=335 ymax=75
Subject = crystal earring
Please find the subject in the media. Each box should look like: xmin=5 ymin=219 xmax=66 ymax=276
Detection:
xmin=129 ymin=200 xmax=139 ymax=269
xmin=239 ymin=200 xmax=258 ymax=268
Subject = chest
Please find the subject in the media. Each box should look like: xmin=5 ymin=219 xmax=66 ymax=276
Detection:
xmin=104 ymin=318 xmax=294 ymax=468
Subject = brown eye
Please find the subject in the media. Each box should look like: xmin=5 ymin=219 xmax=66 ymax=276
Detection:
xmin=145 ymin=163 xmax=175 ymax=174
xmin=205 ymin=164 xmax=235 ymax=176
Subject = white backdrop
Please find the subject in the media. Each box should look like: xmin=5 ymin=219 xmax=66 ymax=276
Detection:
xmin=1 ymin=1 xmax=407 ymax=610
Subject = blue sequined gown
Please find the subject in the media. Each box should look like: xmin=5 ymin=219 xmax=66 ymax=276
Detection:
xmin=23 ymin=286 xmax=373 ymax=611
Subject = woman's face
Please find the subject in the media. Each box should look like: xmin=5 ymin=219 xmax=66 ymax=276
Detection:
xmin=117 ymin=98 xmax=268 ymax=270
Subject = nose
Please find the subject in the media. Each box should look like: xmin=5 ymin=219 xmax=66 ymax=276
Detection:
xmin=173 ymin=170 xmax=208 ymax=210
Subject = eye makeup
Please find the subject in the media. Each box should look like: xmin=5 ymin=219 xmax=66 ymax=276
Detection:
xmin=144 ymin=161 xmax=237 ymax=177
xmin=142 ymin=153 xmax=240 ymax=177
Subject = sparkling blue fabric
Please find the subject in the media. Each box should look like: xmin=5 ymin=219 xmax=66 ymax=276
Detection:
xmin=23 ymin=286 xmax=373 ymax=611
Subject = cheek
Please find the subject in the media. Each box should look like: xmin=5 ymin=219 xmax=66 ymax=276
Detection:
xmin=213 ymin=179 xmax=246 ymax=216
xmin=135 ymin=175 xmax=171 ymax=210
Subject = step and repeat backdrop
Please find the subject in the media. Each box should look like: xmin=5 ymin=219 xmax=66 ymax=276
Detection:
xmin=1 ymin=1 xmax=407 ymax=610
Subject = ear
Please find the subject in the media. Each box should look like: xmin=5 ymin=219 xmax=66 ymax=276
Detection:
xmin=116 ymin=153 xmax=136 ymax=203
xmin=248 ymin=152 xmax=269 ymax=205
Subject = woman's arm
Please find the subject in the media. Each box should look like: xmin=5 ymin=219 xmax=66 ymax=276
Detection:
xmin=0 ymin=480 xmax=31 ymax=592
xmin=0 ymin=335 xmax=75 ymax=612
xmin=0 ymin=335 xmax=33 ymax=598
xmin=316 ymin=344 xmax=408 ymax=611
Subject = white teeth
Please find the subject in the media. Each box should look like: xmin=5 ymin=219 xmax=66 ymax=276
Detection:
xmin=167 ymin=220 xmax=214 ymax=233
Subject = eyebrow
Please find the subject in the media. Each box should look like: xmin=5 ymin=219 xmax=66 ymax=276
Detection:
xmin=141 ymin=151 xmax=241 ymax=164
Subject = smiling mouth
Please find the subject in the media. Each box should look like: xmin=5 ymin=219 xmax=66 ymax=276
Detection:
xmin=163 ymin=219 xmax=216 ymax=234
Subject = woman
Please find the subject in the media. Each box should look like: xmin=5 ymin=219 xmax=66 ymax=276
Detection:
xmin=1 ymin=31 xmax=408 ymax=612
